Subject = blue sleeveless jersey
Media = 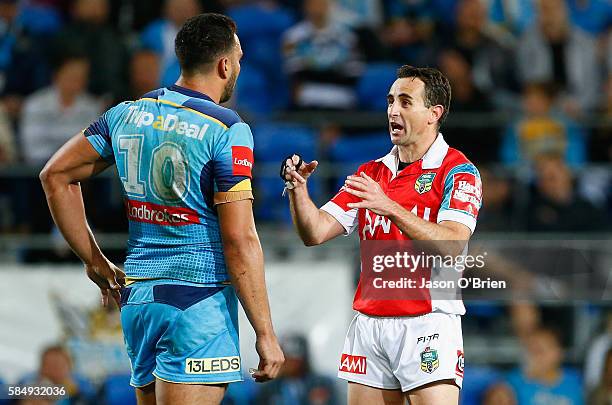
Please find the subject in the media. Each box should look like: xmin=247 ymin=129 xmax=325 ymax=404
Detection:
xmin=84 ymin=85 xmax=254 ymax=284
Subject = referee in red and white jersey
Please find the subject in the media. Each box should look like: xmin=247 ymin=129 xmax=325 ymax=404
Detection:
xmin=281 ymin=65 xmax=482 ymax=405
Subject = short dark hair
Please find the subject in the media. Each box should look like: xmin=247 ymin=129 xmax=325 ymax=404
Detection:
xmin=397 ymin=65 xmax=451 ymax=127
xmin=51 ymin=48 xmax=88 ymax=73
xmin=175 ymin=13 xmax=237 ymax=75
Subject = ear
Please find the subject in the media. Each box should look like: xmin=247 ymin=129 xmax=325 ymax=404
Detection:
xmin=217 ymin=57 xmax=230 ymax=80
xmin=429 ymin=105 xmax=444 ymax=126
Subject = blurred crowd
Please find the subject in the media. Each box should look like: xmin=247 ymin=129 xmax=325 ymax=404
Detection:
xmin=0 ymin=0 xmax=610 ymax=244
xmin=3 ymin=303 xmax=612 ymax=404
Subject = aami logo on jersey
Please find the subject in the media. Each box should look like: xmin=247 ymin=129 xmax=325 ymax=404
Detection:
xmin=125 ymin=200 xmax=200 ymax=226
xmin=339 ymin=354 xmax=367 ymax=375
xmin=231 ymin=146 xmax=254 ymax=177
xmin=450 ymin=174 xmax=482 ymax=216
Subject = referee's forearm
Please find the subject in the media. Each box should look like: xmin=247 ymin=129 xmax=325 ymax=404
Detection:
xmin=388 ymin=203 xmax=442 ymax=239
xmin=288 ymin=186 xmax=323 ymax=246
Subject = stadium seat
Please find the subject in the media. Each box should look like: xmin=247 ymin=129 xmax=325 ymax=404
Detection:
xmin=252 ymin=123 xmax=319 ymax=222
xmin=460 ymin=366 xmax=503 ymax=405
xmin=228 ymin=5 xmax=294 ymax=110
xmin=328 ymin=133 xmax=391 ymax=190
xmin=18 ymin=5 xmax=63 ymax=35
xmin=356 ymin=63 xmax=399 ymax=110
xmin=228 ymin=4 xmax=293 ymax=70
xmin=235 ymin=63 xmax=272 ymax=116
xmin=101 ymin=374 xmax=136 ymax=405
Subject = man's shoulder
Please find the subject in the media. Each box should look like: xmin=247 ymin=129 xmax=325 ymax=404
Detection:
xmin=103 ymin=100 xmax=134 ymax=120
xmin=24 ymin=87 xmax=55 ymax=106
xmin=137 ymin=87 xmax=244 ymax=129
xmin=442 ymin=147 xmax=479 ymax=172
xmin=182 ymin=98 xmax=243 ymax=129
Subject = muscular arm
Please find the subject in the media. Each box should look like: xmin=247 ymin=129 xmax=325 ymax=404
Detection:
xmin=40 ymin=133 xmax=112 ymax=265
xmin=387 ymin=203 xmax=471 ymax=254
xmin=217 ymin=199 xmax=284 ymax=381
xmin=217 ymin=199 xmax=274 ymax=336
xmin=288 ymin=186 xmax=345 ymax=246
xmin=40 ymin=132 xmax=124 ymax=304
xmin=345 ymin=172 xmax=471 ymax=255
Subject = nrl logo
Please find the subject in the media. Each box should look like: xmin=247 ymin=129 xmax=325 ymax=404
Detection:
xmin=415 ymin=173 xmax=436 ymax=194
xmin=420 ymin=347 xmax=439 ymax=374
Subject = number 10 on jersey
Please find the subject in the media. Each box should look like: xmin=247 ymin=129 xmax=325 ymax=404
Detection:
xmin=118 ymin=134 xmax=191 ymax=203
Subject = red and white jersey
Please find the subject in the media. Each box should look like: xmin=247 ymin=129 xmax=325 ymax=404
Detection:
xmin=321 ymin=134 xmax=482 ymax=316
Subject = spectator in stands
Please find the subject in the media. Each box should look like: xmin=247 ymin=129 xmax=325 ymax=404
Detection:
xmin=488 ymin=0 xmax=536 ymax=35
xmin=501 ymin=82 xmax=586 ymax=167
xmin=0 ymin=104 xmax=15 ymax=164
xmin=438 ymin=48 xmax=499 ymax=162
xmin=255 ymin=333 xmax=338 ymax=405
xmin=585 ymin=312 xmax=612 ymax=391
xmin=517 ymin=0 xmax=599 ymax=114
xmin=477 ymin=167 xmax=515 ymax=231
xmin=588 ymin=348 xmax=612 ymax=404
xmin=20 ymin=345 xmax=96 ymax=404
xmin=510 ymin=302 xmax=541 ymax=344
xmin=581 ymin=75 xmax=612 ymax=216
xmin=590 ymin=75 xmax=612 ymax=163
xmin=20 ymin=52 xmax=100 ymax=165
xmin=439 ymin=49 xmax=493 ymax=114
xmin=140 ymin=0 xmax=201 ymax=87
xmin=282 ymin=0 xmax=364 ymax=109
xmin=380 ymin=0 xmax=436 ymax=65
xmin=52 ymin=0 xmax=128 ymax=101
xmin=123 ymin=50 xmax=160 ymax=101
xmin=482 ymin=383 xmax=517 ymax=405
xmin=438 ymin=0 xmax=518 ymax=107
xmin=526 ymin=153 xmax=608 ymax=232
xmin=565 ymin=0 xmax=612 ymax=37
xmin=333 ymin=0 xmax=383 ymax=30
xmin=0 ymin=0 xmax=54 ymax=121
xmin=506 ymin=326 xmax=584 ymax=404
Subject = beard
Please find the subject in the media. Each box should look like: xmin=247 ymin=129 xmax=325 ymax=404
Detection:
xmin=220 ymin=68 xmax=238 ymax=103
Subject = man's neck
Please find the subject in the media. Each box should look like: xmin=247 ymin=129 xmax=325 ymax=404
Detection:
xmin=397 ymin=132 xmax=438 ymax=163
xmin=175 ymin=75 xmax=222 ymax=104
xmin=527 ymin=367 xmax=561 ymax=385
xmin=57 ymin=90 xmax=77 ymax=109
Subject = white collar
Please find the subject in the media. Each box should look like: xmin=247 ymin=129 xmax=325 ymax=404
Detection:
xmin=376 ymin=134 xmax=449 ymax=175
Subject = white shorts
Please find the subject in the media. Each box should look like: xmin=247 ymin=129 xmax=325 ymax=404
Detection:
xmin=337 ymin=312 xmax=464 ymax=392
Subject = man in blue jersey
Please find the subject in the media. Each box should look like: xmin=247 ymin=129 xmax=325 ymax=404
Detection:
xmin=40 ymin=13 xmax=284 ymax=405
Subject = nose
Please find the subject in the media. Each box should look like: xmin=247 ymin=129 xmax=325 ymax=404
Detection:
xmin=388 ymin=101 xmax=400 ymax=118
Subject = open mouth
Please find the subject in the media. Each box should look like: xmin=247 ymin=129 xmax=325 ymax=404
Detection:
xmin=390 ymin=122 xmax=404 ymax=134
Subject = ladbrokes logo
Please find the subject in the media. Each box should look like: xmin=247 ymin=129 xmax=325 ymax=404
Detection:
xmin=339 ymin=354 xmax=367 ymax=375
xmin=125 ymin=200 xmax=200 ymax=226
xmin=232 ymin=146 xmax=254 ymax=177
